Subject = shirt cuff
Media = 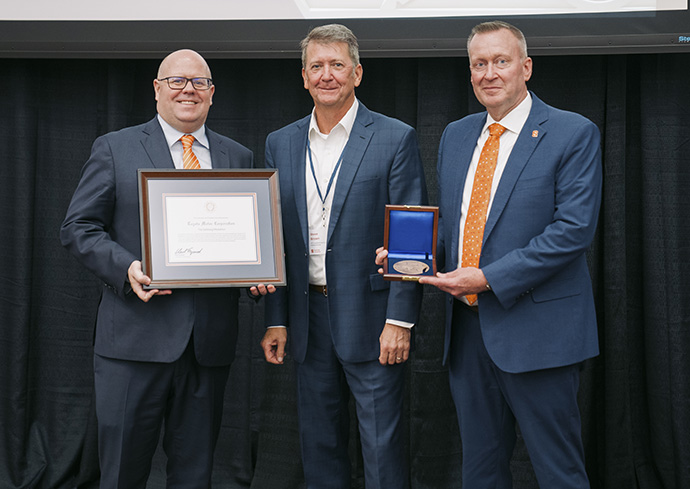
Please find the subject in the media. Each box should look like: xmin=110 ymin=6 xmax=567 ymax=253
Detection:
xmin=387 ymin=319 xmax=414 ymax=329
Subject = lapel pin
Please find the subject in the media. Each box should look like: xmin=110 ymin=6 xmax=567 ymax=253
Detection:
xmin=532 ymin=130 xmax=539 ymax=138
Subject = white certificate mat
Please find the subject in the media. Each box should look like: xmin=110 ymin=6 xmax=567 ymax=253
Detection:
xmin=163 ymin=193 xmax=259 ymax=266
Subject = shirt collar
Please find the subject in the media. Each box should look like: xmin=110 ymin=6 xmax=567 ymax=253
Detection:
xmin=157 ymin=114 xmax=209 ymax=149
xmin=483 ymin=92 xmax=532 ymax=136
xmin=308 ymin=98 xmax=359 ymax=140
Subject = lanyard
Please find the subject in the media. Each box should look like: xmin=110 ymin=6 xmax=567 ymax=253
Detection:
xmin=307 ymin=138 xmax=345 ymax=205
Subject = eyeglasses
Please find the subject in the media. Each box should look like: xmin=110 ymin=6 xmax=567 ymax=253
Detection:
xmin=157 ymin=77 xmax=213 ymax=90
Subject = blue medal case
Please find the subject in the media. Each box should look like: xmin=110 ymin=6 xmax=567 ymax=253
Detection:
xmin=383 ymin=205 xmax=438 ymax=281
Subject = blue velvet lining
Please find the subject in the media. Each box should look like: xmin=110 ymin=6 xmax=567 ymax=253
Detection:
xmin=388 ymin=210 xmax=434 ymax=256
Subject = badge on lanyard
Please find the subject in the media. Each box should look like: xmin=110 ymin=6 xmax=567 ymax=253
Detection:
xmin=308 ymin=139 xmax=344 ymax=255
xmin=309 ymin=230 xmax=327 ymax=255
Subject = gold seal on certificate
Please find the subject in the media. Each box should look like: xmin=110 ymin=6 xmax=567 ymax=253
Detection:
xmin=393 ymin=260 xmax=430 ymax=275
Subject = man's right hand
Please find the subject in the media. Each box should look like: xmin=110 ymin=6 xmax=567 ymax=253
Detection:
xmin=261 ymin=327 xmax=287 ymax=364
xmin=375 ymin=246 xmax=388 ymax=274
xmin=127 ymin=260 xmax=172 ymax=302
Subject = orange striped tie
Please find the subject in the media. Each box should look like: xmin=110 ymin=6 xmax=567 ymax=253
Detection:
xmin=461 ymin=123 xmax=506 ymax=305
xmin=180 ymin=134 xmax=201 ymax=170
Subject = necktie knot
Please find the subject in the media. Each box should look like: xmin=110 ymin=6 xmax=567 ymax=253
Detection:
xmin=489 ymin=123 xmax=506 ymax=138
xmin=180 ymin=134 xmax=200 ymax=170
xmin=180 ymin=134 xmax=195 ymax=150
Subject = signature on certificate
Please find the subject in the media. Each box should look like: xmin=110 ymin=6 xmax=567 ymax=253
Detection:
xmin=175 ymin=247 xmax=203 ymax=256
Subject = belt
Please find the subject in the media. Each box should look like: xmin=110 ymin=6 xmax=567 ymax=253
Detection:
xmin=309 ymin=284 xmax=328 ymax=297
xmin=455 ymin=299 xmax=478 ymax=314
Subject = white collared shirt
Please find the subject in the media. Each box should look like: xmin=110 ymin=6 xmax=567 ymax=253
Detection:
xmin=306 ymin=99 xmax=359 ymax=286
xmin=157 ymin=115 xmax=212 ymax=169
xmin=458 ymin=93 xmax=533 ymax=302
xmin=303 ymin=100 xmax=414 ymax=330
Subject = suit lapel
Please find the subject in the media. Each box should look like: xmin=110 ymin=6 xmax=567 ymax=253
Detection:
xmin=141 ymin=118 xmax=175 ymax=169
xmin=327 ymin=105 xmax=373 ymax=241
xmin=206 ymin=129 xmax=230 ymax=169
xmin=483 ymin=96 xmax=548 ymax=243
xmin=140 ymin=120 xmax=232 ymax=169
xmin=290 ymin=118 xmax=310 ymax=248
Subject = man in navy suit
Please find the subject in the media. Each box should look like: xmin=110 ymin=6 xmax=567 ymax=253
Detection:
xmin=419 ymin=21 xmax=601 ymax=488
xmin=61 ymin=49 xmax=272 ymax=488
xmin=260 ymin=24 xmax=427 ymax=489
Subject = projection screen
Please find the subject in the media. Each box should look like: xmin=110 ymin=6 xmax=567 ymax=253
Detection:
xmin=1 ymin=0 xmax=688 ymax=57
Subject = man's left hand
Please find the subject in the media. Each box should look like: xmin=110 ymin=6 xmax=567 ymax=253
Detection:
xmin=419 ymin=267 xmax=488 ymax=299
xmin=250 ymin=284 xmax=277 ymax=296
xmin=379 ymin=323 xmax=411 ymax=365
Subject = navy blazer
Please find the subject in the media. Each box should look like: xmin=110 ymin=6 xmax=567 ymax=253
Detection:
xmin=264 ymin=103 xmax=427 ymax=364
xmin=61 ymin=117 xmax=253 ymax=367
xmin=437 ymin=94 xmax=602 ymax=373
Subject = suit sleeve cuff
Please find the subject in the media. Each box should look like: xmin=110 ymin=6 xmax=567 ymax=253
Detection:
xmin=386 ymin=319 xmax=414 ymax=329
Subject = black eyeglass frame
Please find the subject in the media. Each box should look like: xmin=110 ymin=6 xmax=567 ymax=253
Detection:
xmin=157 ymin=77 xmax=214 ymax=90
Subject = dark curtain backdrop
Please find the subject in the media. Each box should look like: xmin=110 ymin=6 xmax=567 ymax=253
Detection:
xmin=0 ymin=53 xmax=688 ymax=489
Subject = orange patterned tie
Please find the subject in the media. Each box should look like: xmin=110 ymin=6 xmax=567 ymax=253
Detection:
xmin=180 ymin=134 xmax=201 ymax=170
xmin=461 ymin=123 xmax=506 ymax=305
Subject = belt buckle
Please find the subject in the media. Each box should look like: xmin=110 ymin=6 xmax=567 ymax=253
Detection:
xmin=310 ymin=284 xmax=328 ymax=297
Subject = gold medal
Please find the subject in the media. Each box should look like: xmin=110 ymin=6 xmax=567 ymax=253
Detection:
xmin=393 ymin=260 xmax=429 ymax=275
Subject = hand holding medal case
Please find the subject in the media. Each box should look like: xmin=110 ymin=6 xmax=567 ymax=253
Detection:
xmin=383 ymin=205 xmax=438 ymax=281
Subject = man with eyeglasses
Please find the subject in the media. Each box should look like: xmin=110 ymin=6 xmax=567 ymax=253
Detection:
xmin=61 ymin=49 xmax=272 ymax=488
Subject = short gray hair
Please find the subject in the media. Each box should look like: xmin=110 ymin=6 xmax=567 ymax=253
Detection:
xmin=467 ymin=21 xmax=528 ymax=60
xmin=300 ymin=24 xmax=360 ymax=69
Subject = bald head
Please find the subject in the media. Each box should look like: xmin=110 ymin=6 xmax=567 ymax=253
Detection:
xmin=158 ymin=49 xmax=212 ymax=80
xmin=154 ymin=49 xmax=215 ymax=133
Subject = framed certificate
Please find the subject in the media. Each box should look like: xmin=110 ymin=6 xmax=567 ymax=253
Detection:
xmin=138 ymin=169 xmax=286 ymax=288
xmin=383 ymin=205 xmax=438 ymax=281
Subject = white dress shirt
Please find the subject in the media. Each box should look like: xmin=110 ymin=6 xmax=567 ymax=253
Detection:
xmin=266 ymin=103 xmax=359 ymax=331
xmin=458 ymin=93 xmax=532 ymax=303
xmin=157 ymin=115 xmax=212 ymax=169
xmin=306 ymin=99 xmax=359 ymax=286
xmin=304 ymin=100 xmax=413 ymax=330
